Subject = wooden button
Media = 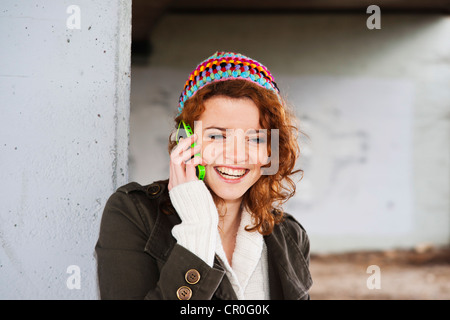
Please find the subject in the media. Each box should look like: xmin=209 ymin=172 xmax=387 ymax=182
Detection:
xmin=176 ymin=286 xmax=192 ymax=300
xmin=185 ymin=269 xmax=200 ymax=285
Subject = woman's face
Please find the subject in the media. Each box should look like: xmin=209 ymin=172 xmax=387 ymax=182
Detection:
xmin=194 ymin=95 xmax=269 ymax=202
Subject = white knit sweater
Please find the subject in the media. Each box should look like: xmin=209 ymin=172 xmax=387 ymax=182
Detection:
xmin=169 ymin=180 xmax=269 ymax=300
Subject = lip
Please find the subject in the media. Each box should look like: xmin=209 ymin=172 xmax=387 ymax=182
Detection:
xmin=214 ymin=166 xmax=250 ymax=184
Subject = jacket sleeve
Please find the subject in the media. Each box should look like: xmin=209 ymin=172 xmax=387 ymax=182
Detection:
xmin=95 ymin=190 xmax=225 ymax=300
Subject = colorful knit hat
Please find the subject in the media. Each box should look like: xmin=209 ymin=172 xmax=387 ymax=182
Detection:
xmin=177 ymin=51 xmax=280 ymax=116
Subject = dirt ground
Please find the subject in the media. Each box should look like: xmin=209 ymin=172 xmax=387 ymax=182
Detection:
xmin=308 ymin=246 xmax=450 ymax=300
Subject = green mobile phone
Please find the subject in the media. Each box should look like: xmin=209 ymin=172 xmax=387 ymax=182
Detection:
xmin=176 ymin=120 xmax=205 ymax=180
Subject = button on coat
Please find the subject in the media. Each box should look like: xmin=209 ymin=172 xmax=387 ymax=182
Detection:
xmin=176 ymin=286 xmax=192 ymax=300
xmin=185 ymin=269 xmax=201 ymax=285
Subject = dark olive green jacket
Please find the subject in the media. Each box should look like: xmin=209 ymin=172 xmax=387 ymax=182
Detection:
xmin=95 ymin=179 xmax=313 ymax=300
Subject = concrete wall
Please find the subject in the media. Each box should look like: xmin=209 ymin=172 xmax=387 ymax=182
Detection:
xmin=0 ymin=0 xmax=131 ymax=299
xmin=130 ymin=14 xmax=450 ymax=253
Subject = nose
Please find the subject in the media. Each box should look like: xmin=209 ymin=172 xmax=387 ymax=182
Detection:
xmin=224 ymin=129 xmax=248 ymax=165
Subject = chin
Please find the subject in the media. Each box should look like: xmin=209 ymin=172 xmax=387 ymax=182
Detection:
xmin=211 ymin=186 xmax=247 ymax=201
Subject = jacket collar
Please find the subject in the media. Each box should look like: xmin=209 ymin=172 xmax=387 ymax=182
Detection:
xmin=144 ymin=181 xmax=311 ymax=300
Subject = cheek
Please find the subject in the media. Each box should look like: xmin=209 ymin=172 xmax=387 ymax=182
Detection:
xmin=249 ymin=144 xmax=269 ymax=166
xmin=248 ymin=166 xmax=263 ymax=187
xmin=202 ymin=141 xmax=222 ymax=163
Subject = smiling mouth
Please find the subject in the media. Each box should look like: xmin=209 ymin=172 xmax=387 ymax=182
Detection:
xmin=214 ymin=166 xmax=250 ymax=180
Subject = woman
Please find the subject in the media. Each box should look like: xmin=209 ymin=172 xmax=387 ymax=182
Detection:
xmin=95 ymin=51 xmax=312 ymax=300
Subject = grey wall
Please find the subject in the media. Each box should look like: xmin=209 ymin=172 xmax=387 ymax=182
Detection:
xmin=0 ymin=0 xmax=131 ymax=299
xmin=130 ymin=13 xmax=450 ymax=253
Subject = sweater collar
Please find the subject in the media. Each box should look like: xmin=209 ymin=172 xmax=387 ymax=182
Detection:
xmin=214 ymin=207 xmax=265 ymax=299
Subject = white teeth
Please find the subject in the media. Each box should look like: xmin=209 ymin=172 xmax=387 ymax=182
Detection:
xmin=215 ymin=167 xmax=247 ymax=179
xmin=216 ymin=167 xmax=246 ymax=176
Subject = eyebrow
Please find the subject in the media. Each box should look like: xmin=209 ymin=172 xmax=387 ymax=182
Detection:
xmin=205 ymin=126 xmax=227 ymax=131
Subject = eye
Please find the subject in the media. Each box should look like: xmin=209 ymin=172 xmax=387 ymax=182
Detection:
xmin=249 ymin=137 xmax=266 ymax=144
xmin=208 ymin=134 xmax=224 ymax=140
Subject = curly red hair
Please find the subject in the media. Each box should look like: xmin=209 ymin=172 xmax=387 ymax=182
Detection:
xmin=166 ymin=79 xmax=303 ymax=235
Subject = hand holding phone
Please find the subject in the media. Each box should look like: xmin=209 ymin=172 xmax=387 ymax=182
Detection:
xmin=176 ymin=121 xmax=205 ymax=180
xmin=168 ymin=121 xmax=206 ymax=191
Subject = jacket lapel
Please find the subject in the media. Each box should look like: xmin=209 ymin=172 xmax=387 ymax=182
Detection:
xmin=210 ymin=257 xmax=238 ymax=300
xmin=144 ymin=189 xmax=180 ymax=262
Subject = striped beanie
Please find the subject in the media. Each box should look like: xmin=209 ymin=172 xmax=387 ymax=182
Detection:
xmin=177 ymin=51 xmax=280 ymax=116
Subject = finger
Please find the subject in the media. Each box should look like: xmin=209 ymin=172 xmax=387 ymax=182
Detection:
xmin=176 ymin=134 xmax=197 ymax=151
xmin=180 ymin=144 xmax=202 ymax=164
xmin=169 ymin=155 xmax=185 ymax=186
xmin=170 ymin=144 xmax=201 ymax=182
xmin=170 ymin=138 xmax=198 ymax=165
xmin=185 ymin=155 xmax=204 ymax=167
xmin=169 ymin=134 xmax=201 ymax=186
xmin=174 ymin=133 xmax=198 ymax=156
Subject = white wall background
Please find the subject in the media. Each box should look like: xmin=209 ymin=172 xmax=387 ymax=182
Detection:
xmin=0 ymin=0 xmax=131 ymax=299
xmin=129 ymin=14 xmax=450 ymax=253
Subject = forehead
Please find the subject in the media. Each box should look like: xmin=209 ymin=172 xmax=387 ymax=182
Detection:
xmin=199 ymin=95 xmax=261 ymax=130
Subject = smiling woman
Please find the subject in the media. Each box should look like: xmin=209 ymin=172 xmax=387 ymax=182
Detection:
xmin=96 ymin=51 xmax=313 ymax=300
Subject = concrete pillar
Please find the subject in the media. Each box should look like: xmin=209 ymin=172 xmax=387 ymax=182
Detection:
xmin=0 ymin=0 xmax=131 ymax=299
